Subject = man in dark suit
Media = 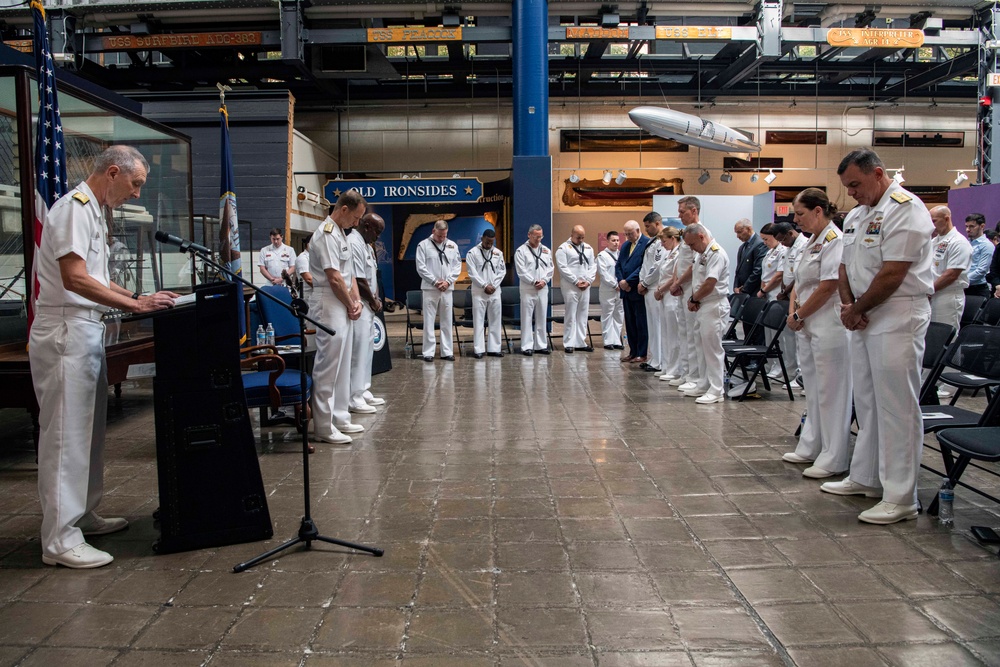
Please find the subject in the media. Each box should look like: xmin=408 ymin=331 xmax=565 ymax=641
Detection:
xmin=734 ymin=218 xmax=766 ymax=295
xmin=615 ymin=219 xmax=650 ymax=361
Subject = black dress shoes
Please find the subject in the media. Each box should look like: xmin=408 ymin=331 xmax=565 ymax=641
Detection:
xmin=579 ymin=346 xmax=594 ymax=352
xmin=639 ymin=362 xmax=650 ymax=370
xmin=565 ymin=347 xmax=574 ymax=353
xmin=472 ymin=353 xmax=483 ymax=359
xmin=521 ymin=349 xmax=534 ymax=356
xmin=535 ymin=348 xmax=551 ymax=355
xmin=613 ymin=344 xmax=625 ymax=350
xmin=422 ymin=356 xmax=434 ymax=362
xmin=441 ymin=355 xmax=455 ymax=361
xmin=486 ymin=352 xmax=504 ymax=358
xmin=604 ymin=345 xmax=615 ymax=350
xmin=643 ymin=366 xmax=661 ymax=373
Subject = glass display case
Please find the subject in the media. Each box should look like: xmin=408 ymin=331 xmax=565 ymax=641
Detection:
xmin=0 ymin=64 xmax=193 ymax=346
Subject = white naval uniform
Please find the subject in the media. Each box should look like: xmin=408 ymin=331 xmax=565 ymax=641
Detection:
xmin=514 ymin=241 xmax=554 ymax=351
xmin=691 ymin=240 xmax=731 ymax=397
xmin=596 ymin=248 xmax=623 ymax=346
xmin=555 ymin=239 xmax=597 ymax=349
xmin=294 ymin=249 xmax=317 ymax=316
xmin=657 ymin=245 xmax=683 ymax=377
xmin=779 ymin=233 xmax=808 ymax=374
xmin=842 ymin=181 xmax=933 ymax=505
xmin=29 ymin=182 xmax=112 ymax=558
xmin=348 ymin=231 xmax=378 ymax=408
xmin=676 ymin=242 xmax=701 ymax=384
xmin=929 ymin=227 xmax=972 ymax=334
xmin=415 ymin=237 xmax=462 ymax=358
xmin=790 ymin=223 xmax=852 ymax=473
xmin=310 ymin=218 xmax=356 ymax=434
xmin=466 ymin=243 xmax=506 ymax=354
xmin=639 ymin=241 xmax=665 ymax=369
xmin=258 ymin=242 xmax=295 ymax=281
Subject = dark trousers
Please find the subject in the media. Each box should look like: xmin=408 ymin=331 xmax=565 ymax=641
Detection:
xmin=623 ymin=296 xmax=648 ymax=358
xmin=966 ymin=283 xmax=992 ymax=299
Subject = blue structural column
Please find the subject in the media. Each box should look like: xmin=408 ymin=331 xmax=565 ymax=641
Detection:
xmin=511 ymin=0 xmax=551 ymax=277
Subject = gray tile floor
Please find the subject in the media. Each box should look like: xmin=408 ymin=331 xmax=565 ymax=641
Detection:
xmin=1 ymin=340 xmax=1000 ymax=666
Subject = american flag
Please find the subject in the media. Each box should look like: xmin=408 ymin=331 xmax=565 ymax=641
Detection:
xmin=29 ymin=0 xmax=68 ymax=327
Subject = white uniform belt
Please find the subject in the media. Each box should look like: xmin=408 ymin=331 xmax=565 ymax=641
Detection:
xmin=36 ymin=304 xmax=106 ymax=322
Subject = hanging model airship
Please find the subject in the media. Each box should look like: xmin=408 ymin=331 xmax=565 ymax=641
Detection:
xmin=628 ymin=106 xmax=761 ymax=153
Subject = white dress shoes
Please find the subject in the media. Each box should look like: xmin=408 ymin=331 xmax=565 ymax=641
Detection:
xmin=668 ymin=377 xmax=687 ymax=387
xmin=336 ymin=422 xmax=365 ymax=434
xmin=659 ymin=373 xmax=677 ymax=382
xmin=315 ymin=430 xmax=352 ymax=444
xmin=365 ymin=397 xmax=386 ymax=406
xmin=349 ymin=403 xmax=377 ymax=414
xmin=695 ymin=392 xmax=724 ymax=404
xmin=677 ymin=381 xmax=699 ymax=392
xmin=858 ymin=501 xmax=919 ymax=525
xmin=802 ymin=466 xmax=838 ymax=479
xmin=820 ymin=478 xmax=882 ymax=498
xmin=781 ymin=452 xmax=813 ymax=464
xmin=683 ymin=386 xmax=709 ymax=397
xmin=76 ymin=512 xmax=129 ymax=536
xmin=43 ymin=543 xmax=113 ymax=569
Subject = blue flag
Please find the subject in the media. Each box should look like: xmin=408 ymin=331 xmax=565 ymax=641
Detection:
xmin=219 ymin=104 xmax=245 ymax=343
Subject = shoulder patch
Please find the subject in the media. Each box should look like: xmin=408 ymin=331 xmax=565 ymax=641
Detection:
xmin=72 ymin=192 xmax=89 ymax=205
xmin=824 ymin=229 xmax=838 ymax=242
xmin=890 ymin=191 xmax=912 ymax=204
xmin=709 ymin=242 xmax=720 ymax=252
xmin=324 ymin=222 xmax=334 ymax=233
xmin=542 ymin=247 xmax=550 ymax=254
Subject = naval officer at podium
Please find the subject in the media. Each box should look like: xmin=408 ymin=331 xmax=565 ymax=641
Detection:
xmin=30 ymin=146 xmax=178 ymax=569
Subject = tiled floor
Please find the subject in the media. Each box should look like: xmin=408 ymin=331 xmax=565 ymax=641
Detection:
xmin=1 ymin=340 xmax=1000 ymax=666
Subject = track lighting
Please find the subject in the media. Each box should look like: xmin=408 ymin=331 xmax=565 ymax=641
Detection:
xmin=569 ymin=171 xmax=580 ymax=183
xmin=698 ymin=169 xmax=711 ymax=185
xmin=750 ymin=171 xmax=759 ymax=183
xmin=893 ymin=171 xmax=905 ymax=184
xmin=615 ymin=169 xmax=627 ymax=185
xmin=720 ymin=171 xmax=733 ymax=184
xmin=764 ymin=169 xmax=777 ymax=184
xmin=452 ymin=172 xmax=461 ymax=178
xmin=602 ymin=169 xmax=613 ymax=185
xmin=954 ymin=171 xmax=969 ymax=185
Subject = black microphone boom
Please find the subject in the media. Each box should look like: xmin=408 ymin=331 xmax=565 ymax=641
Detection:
xmin=154 ymin=230 xmax=212 ymax=256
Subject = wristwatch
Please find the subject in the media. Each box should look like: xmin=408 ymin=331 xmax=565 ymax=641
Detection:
xmin=792 ymin=311 xmax=803 ymax=322
xmin=131 ymin=291 xmax=140 ymax=300
xmin=688 ymin=297 xmax=701 ymax=306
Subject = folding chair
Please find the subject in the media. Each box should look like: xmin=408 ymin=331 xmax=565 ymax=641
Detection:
xmin=546 ymin=286 xmax=565 ymax=350
xmin=961 ymin=295 xmax=988 ymax=328
xmin=917 ymin=321 xmax=958 ymax=405
xmin=929 ymin=426 xmax=1000 ymax=514
xmin=724 ymin=300 xmax=794 ymax=401
xmin=451 ymin=287 xmax=474 ymax=356
xmin=586 ymin=288 xmax=602 ymax=348
xmin=500 ymin=286 xmax=521 ymax=353
xmin=724 ymin=292 xmax=751 ymax=342
xmin=722 ymin=296 xmax=768 ymax=350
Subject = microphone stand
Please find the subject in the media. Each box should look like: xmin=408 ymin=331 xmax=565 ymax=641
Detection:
xmin=162 ymin=239 xmax=383 ymax=572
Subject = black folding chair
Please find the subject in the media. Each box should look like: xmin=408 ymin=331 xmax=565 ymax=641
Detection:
xmin=546 ymin=286 xmax=565 ymax=349
xmin=920 ymin=325 xmax=1000 ymax=438
xmin=586 ymin=288 xmax=601 ymax=348
xmin=722 ymin=296 xmax=767 ymax=350
xmin=929 ymin=426 xmax=1000 ymax=514
xmin=452 ymin=287 xmax=474 ymax=356
xmin=975 ymin=298 xmax=1000 ymax=326
xmin=724 ymin=300 xmax=794 ymax=401
xmin=500 ymin=285 xmax=521 ymax=352
xmin=918 ymin=321 xmax=958 ymax=405
xmin=961 ymin=295 xmax=988 ymax=328
xmin=723 ymin=292 xmax=751 ymax=342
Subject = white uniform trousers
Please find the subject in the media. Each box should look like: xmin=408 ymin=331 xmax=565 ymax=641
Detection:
xmin=520 ymin=286 xmax=549 ymax=351
xmin=644 ymin=290 xmax=664 ymax=369
xmin=349 ymin=303 xmax=375 ymax=408
xmin=661 ymin=294 xmax=683 ymax=376
xmin=778 ymin=297 xmax=799 ymax=375
xmin=421 ymin=288 xmax=454 ymax=358
xmin=930 ymin=288 xmax=964 ymax=334
xmin=683 ymin=285 xmax=703 ymax=383
xmin=563 ymin=285 xmax=590 ymax=349
xmin=29 ymin=312 xmax=107 ymax=557
xmin=313 ymin=294 xmax=354 ymax=432
xmin=792 ymin=304 xmax=852 ymax=473
xmin=694 ymin=297 xmax=729 ymax=396
xmin=599 ymin=288 xmax=623 ymax=346
xmin=846 ymin=296 xmax=930 ymax=505
xmin=472 ymin=288 xmax=502 ymax=354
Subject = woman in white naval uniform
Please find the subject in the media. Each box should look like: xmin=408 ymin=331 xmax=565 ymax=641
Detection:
xmin=465 ymin=228 xmax=506 ymax=357
xmin=781 ymin=188 xmax=853 ymax=479
xmin=596 ymin=231 xmax=624 ymax=348
xmin=654 ymin=227 xmax=683 ymax=381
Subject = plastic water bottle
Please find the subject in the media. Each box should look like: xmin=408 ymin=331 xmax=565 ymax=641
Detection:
xmin=404 ymin=341 xmax=413 ymax=359
xmin=256 ymin=325 xmax=266 ymax=348
xmin=723 ymin=371 xmax=731 ymax=394
xmin=265 ymin=323 xmax=275 ymax=347
xmin=938 ymin=479 xmax=954 ymax=526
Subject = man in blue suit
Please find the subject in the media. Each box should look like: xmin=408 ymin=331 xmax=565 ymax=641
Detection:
xmin=615 ymin=220 xmax=650 ymax=361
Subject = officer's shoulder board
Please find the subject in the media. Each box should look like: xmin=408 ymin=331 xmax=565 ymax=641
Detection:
xmin=72 ymin=191 xmax=89 ymax=205
xmin=890 ymin=191 xmax=912 ymax=204
xmin=324 ymin=222 xmax=335 ymax=233
xmin=824 ymin=229 xmax=838 ymax=243
xmin=709 ymin=242 xmax=720 ymax=252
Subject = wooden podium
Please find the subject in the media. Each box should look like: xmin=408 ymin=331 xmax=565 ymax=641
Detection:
xmin=148 ymin=281 xmax=273 ymax=554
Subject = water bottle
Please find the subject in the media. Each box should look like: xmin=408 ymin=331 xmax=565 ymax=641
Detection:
xmin=265 ymin=323 xmax=275 ymax=347
xmin=256 ymin=325 xmax=266 ymax=348
xmin=723 ymin=371 xmax=731 ymax=394
xmin=938 ymin=479 xmax=954 ymax=526
xmin=800 ymin=409 xmax=808 ymax=429
xmin=404 ymin=341 xmax=413 ymax=359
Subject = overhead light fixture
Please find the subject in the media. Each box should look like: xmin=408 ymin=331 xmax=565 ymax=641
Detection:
xmin=452 ymin=172 xmax=461 ymax=178
xmin=602 ymin=169 xmax=613 ymax=185
xmin=401 ymin=174 xmax=410 ymax=180
xmin=698 ymin=169 xmax=711 ymax=185
xmin=615 ymin=169 xmax=627 ymax=185
xmin=893 ymin=171 xmax=905 ymax=184
xmin=764 ymin=169 xmax=777 ymax=184
xmin=750 ymin=171 xmax=759 ymax=183
xmin=334 ymin=174 xmax=343 ymax=181
xmin=569 ymin=171 xmax=580 ymax=183
xmin=720 ymin=170 xmax=733 ymax=184
xmin=954 ymin=171 xmax=969 ymax=185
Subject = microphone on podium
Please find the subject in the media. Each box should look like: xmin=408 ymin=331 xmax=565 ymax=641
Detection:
xmin=154 ymin=230 xmax=212 ymax=256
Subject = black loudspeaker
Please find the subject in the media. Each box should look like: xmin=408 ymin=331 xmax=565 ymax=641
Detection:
xmin=372 ymin=267 xmax=392 ymax=376
xmin=149 ymin=282 xmax=273 ymax=554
